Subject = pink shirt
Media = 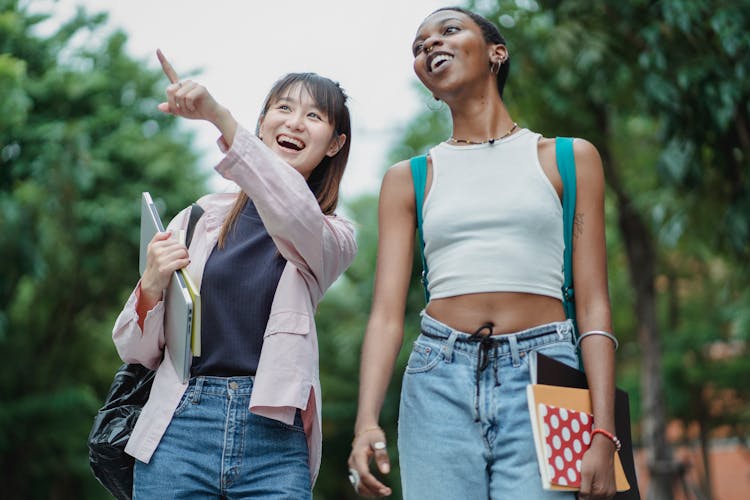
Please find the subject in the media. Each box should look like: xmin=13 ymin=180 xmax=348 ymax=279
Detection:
xmin=112 ymin=126 xmax=357 ymax=484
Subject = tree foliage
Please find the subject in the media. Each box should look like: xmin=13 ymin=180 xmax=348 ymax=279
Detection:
xmin=0 ymin=1 xmax=206 ymax=497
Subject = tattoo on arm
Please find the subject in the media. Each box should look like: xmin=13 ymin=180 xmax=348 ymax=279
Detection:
xmin=573 ymin=212 xmax=584 ymax=243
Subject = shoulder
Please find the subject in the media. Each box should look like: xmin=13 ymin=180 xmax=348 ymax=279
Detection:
xmin=572 ymin=138 xmax=602 ymax=165
xmin=540 ymin=136 xmax=603 ymax=181
xmin=384 ymin=159 xmax=415 ymax=183
xmin=571 ymin=138 xmax=604 ymax=188
xmin=196 ymin=192 xmax=238 ymax=211
xmin=381 ymin=159 xmax=417 ymax=198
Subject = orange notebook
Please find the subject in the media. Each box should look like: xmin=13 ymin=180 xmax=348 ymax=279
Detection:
xmin=527 ymin=384 xmax=630 ymax=492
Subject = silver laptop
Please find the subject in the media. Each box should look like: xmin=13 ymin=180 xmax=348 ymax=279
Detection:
xmin=140 ymin=192 xmax=193 ymax=383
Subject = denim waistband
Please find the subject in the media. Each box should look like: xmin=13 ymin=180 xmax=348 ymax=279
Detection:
xmin=418 ymin=311 xmax=573 ymax=421
xmin=187 ymin=375 xmax=255 ymax=397
xmin=419 ymin=310 xmax=572 ymax=349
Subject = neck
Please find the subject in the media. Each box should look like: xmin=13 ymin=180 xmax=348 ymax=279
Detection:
xmin=445 ymin=84 xmax=513 ymax=142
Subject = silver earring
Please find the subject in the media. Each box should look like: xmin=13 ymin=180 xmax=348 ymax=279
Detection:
xmin=490 ymin=60 xmax=501 ymax=75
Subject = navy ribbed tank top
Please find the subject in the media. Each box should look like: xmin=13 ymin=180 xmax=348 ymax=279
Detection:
xmin=190 ymin=199 xmax=286 ymax=377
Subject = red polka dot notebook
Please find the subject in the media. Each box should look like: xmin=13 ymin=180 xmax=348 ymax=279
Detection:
xmin=527 ymin=384 xmax=630 ymax=492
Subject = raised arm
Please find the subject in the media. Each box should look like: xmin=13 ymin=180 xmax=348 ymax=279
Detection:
xmin=348 ymin=161 xmax=417 ymax=497
xmin=155 ymin=50 xmax=356 ymax=295
xmin=569 ymin=139 xmax=618 ymax=500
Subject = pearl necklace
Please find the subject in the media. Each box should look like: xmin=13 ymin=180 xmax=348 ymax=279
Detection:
xmin=448 ymin=123 xmax=519 ymax=145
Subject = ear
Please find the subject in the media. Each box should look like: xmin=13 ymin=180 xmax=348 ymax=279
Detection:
xmin=489 ymin=43 xmax=508 ymax=65
xmin=326 ymin=133 xmax=347 ymax=157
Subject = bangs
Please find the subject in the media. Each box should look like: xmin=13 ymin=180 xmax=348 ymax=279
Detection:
xmin=263 ymin=73 xmax=347 ymax=133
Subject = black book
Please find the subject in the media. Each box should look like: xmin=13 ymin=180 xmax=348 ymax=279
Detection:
xmin=530 ymin=351 xmax=641 ymax=500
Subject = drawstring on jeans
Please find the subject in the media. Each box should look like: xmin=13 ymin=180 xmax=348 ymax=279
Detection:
xmin=420 ymin=320 xmax=559 ymax=420
xmin=470 ymin=323 xmax=495 ymax=419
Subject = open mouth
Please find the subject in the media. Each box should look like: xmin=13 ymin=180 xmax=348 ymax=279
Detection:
xmin=277 ymin=134 xmax=305 ymax=151
xmin=428 ymin=52 xmax=453 ymax=73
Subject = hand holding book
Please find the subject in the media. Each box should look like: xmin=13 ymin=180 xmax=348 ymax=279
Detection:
xmin=527 ymin=352 xmax=640 ymax=498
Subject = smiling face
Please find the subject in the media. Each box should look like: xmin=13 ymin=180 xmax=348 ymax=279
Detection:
xmin=412 ymin=10 xmax=506 ymax=100
xmin=258 ymin=82 xmax=344 ymax=179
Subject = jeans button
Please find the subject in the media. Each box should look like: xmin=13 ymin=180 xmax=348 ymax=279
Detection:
xmin=229 ymin=381 xmax=239 ymax=390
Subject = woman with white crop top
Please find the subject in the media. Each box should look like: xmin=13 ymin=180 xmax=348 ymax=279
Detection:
xmin=348 ymin=7 xmax=618 ymax=500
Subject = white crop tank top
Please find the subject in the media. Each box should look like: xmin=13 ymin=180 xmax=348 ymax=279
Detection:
xmin=422 ymin=128 xmax=564 ymax=300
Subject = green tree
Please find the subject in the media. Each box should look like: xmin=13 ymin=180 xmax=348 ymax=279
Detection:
xmin=0 ymin=1 xmax=206 ymax=497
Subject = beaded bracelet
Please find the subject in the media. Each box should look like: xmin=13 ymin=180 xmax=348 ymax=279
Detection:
xmin=591 ymin=428 xmax=622 ymax=452
xmin=575 ymin=330 xmax=619 ymax=351
xmin=352 ymin=425 xmax=382 ymax=446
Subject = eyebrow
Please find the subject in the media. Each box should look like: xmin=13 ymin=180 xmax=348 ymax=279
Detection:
xmin=413 ymin=17 xmax=464 ymax=45
xmin=274 ymin=95 xmax=328 ymax=118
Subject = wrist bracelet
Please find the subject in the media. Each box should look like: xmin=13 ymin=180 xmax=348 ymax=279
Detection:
xmin=575 ymin=330 xmax=619 ymax=351
xmin=591 ymin=428 xmax=622 ymax=452
xmin=352 ymin=425 xmax=382 ymax=446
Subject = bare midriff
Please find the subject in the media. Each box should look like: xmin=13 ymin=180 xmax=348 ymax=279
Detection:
xmin=425 ymin=292 xmax=566 ymax=335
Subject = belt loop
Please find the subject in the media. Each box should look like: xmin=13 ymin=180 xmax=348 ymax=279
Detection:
xmin=191 ymin=377 xmax=204 ymax=404
xmin=556 ymin=322 xmax=565 ymax=339
xmin=442 ymin=330 xmax=459 ymax=363
xmin=508 ymin=335 xmax=521 ymax=367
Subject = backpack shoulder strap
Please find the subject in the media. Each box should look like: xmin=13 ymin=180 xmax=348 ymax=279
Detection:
xmin=409 ymin=155 xmax=430 ymax=303
xmin=555 ymin=137 xmax=578 ymax=335
xmin=185 ymin=203 xmax=205 ymax=248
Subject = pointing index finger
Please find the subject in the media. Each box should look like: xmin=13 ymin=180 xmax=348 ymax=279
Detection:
xmin=156 ymin=48 xmax=179 ymax=84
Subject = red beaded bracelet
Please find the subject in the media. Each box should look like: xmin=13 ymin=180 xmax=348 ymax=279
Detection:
xmin=591 ymin=428 xmax=622 ymax=452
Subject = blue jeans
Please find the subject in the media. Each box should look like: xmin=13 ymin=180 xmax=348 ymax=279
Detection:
xmin=133 ymin=376 xmax=311 ymax=499
xmin=398 ymin=312 xmax=578 ymax=500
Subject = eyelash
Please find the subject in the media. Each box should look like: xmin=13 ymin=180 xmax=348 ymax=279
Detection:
xmin=414 ymin=26 xmax=460 ymax=55
xmin=276 ymin=105 xmax=323 ymax=121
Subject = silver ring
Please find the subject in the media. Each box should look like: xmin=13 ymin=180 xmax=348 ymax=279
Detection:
xmin=372 ymin=441 xmax=387 ymax=451
xmin=348 ymin=468 xmax=360 ymax=491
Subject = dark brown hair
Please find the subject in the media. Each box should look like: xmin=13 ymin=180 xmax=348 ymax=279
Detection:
xmin=219 ymin=73 xmax=351 ymax=247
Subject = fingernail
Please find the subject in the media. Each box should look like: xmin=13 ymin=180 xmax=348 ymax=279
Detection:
xmin=382 ymin=464 xmax=390 ymax=473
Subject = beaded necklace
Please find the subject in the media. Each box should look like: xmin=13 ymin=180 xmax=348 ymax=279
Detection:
xmin=448 ymin=122 xmax=519 ymax=145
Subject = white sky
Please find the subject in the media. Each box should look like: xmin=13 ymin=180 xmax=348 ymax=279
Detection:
xmin=36 ymin=0 xmax=450 ymax=198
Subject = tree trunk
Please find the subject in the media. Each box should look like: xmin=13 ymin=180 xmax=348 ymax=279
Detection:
xmin=596 ymin=109 xmax=676 ymax=500
xmin=698 ymin=416 xmax=713 ymax=500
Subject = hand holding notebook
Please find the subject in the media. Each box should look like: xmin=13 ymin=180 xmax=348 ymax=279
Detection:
xmin=139 ymin=192 xmax=201 ymax=383
xmin=527 ymin=384 xmax=630 ymax=492
xmin=527 ymin=351 xmax=639 ymax=498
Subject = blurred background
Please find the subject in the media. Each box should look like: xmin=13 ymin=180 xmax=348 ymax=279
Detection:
xmin=1 ymin=0 xmax=748 ymax=498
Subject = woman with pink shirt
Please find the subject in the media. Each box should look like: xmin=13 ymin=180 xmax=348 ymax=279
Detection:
xmin=111 ymin=51 xmax=356 ymax=499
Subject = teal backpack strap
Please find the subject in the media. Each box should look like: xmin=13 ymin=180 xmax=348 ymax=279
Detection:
xmin=555 ymin=137 xmax=578 ymax=341
xmin=409 ymin=155 xmax=430 ymax=303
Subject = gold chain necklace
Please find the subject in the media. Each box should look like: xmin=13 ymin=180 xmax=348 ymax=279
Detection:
xmin=448 ymin=122 xmax=519 ymax=145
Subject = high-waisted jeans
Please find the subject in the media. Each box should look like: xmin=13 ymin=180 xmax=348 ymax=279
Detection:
xmin=398 ymin=311 xmax=578 ymax=500
xmin=133 ymin=375 xmax=311 ymax=499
